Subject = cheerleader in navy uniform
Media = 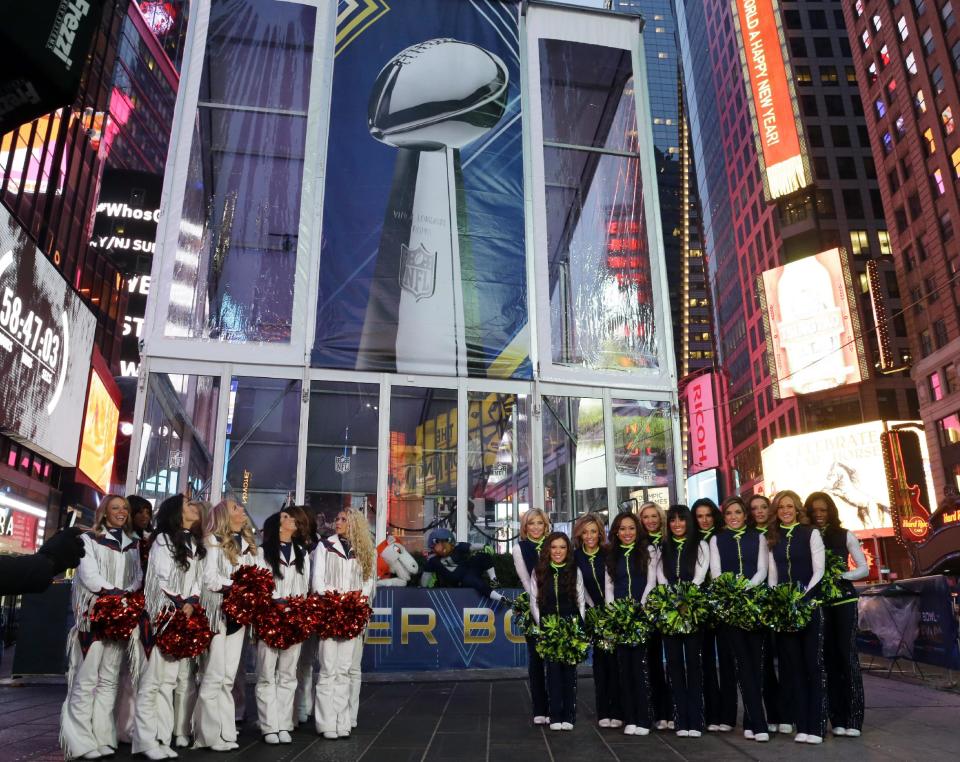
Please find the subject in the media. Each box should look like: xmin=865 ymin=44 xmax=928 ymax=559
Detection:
xmin=709 ymin=497 xmax=770 ymax=742
xmin=60 ymin=495 xmax=142 ymax=760
xmin=806 ymin=492 xmax=868 ymax=738
xmin=767 ymin=490 xmax=826 ymax=745
xmin=656 ymin=505 xmax=709 ymax=738
xmin=605 ymin=512 xmax=655 ymax=736
xmin=691 ymin=498 xmax=736 ymax=733
xmin=573 ymin=513 xmax=621 ymax=729
xmin=511 ymin=508 xmax=551 ymax=725
xmin=530 ymin=532 xmax=586 ymax=731
xmin=638 ymin=502 xmax=672 ymax=730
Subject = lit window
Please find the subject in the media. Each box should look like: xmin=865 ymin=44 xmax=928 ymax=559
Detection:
xmin=883 ymin=131 xmax=894 ymax=153
xmin=880 ymin=44 xmax=891 ymax=67
xmin=896 ymin=114 xmax=907 ymax=136
xmin=887 ymin=78 xmax=898 ymax=95
xmin=915 ymin=88 xmax=927 ymax=112
xmin=658 ymin=52 xmax=668 ymax=59
xmin=856 ymin=0 xmax=864 ymax=17
xmin=906 ymin=51 xmax=918 ymax=75
xmin=930 ymin=372 xmax=944 ymax=401
xmin=873 ymin=14 xmax=883 ymax=30
xmin=898 ymin=15 xmax=910 ymax=39
xmin=952 ymin=147 xmax=960 ymax=178
xmin=938 ymin=413 xmax=960 ymax=446
xmin=868 ymin=62 xmax=879 ymax=83
xmin=796 ymin=66 xmax=813 ymax=84
xmin=876 ymin=98 xmax=887 ymax=118
xmin=850 ymin=230 xmax=871 ymax=257
xmin=934 ymin=168 xmax=946 ymax=195
xmin=924 ymin=127 xmax=937 ymax=154
xmin=862 ymin=29 xmax=872 ymax=49
xmin=943 ymin=106 xmax=956 ymax=134
xmin=878 ymin=230 xmax=892 ymax=256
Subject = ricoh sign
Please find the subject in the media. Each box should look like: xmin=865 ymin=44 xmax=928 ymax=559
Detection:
xmin=685 ymin=373 xmax=719 ymax=475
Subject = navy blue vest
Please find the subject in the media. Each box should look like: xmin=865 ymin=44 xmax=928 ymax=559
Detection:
xmin=539 ymin=565 xmax=578 ymax=618
xmin=575 ymin=547 xmax=605 ymax=607
xmin=771 ymin=524 xmax=816 ymax=589
xmin=821 ymin=527 xmax=857 ymax=600
xmin=518 ymin=539 xmax=542 ymax=575
xmin=611 ymin=545 xmax=647 ymax=601
xmin=715 ymin=527 xmax=761 ymax=579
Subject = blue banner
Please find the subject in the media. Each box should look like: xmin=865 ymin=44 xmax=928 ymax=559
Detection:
xmin=314 ymin=0 xmax=528 ymax=379
xmin=362 ymin=587 xmax=528 ymax=672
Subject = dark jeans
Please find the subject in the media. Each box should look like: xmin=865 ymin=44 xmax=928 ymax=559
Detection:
xmin=592 ymin=647 xmax=621 ymax=721
xmin=647 ymin=632 xmax=673 ymax=723
xmin=526 ymin=636 xmax=548 ymax=716
xmin=703 ymin=627 xmax=737 ymax=727
xmin=824 ymin=602 xmax=864 ymax=731
xmin=664 ymin=633 xmax=704 ymax=732
xmin=546 ymin=660 xmax=577 ymax=724
xmin=616 ymin=645 xmax=651 ymax=728
xmin=777 ymin=608 xmax=826 ymax=737
xmin=458 ymin=555 xmax=496 ymax=597
xmin=725 ymin=626 xmax=767 ymax=734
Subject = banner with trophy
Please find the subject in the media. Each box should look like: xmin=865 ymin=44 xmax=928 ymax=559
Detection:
xmin=313 ymin=0 xmax=528 ymax=379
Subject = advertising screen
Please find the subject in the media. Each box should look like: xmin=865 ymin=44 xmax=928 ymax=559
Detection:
xmin=686 ymin=468 xmax=720 ymax=507
xmin=78 ymin=360 xmax=121 ymax=493
xmin=759 ymin=248 xmax=868 ymax=398
xmin=760 ymin=420 xmax=935 ymax=535
xmin=0 ymin=207 xmax=97 ymax=465
xmin=685 ymin=372 xmax=719 ymax=474
xmin=732 ymin=0 xmax=812 ymax=200
xmin=313 ymin=0 xmax=527 ymax=379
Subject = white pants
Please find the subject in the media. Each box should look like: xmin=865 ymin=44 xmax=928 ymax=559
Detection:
xmin=115 ymin=651 xmax=137 ymax=744
xmin=294 ymin=634 xmax=317 ymax=722
xmin=347 ymin=636 xmax=363 ymax=727
xmin=193 ymin=626 xmax=244 ymax=747
xmin=132 ymin=645 xmax=182 ymax=754
xmin=314 ymin=636 xmax=362 ymax=734
xmin=255 ymin=640 xmax=302 ymax=735
xmin=61 ymin=638 xmax=124 ymax=758
xmin=173 ymin=657 xmax=196 ymax=737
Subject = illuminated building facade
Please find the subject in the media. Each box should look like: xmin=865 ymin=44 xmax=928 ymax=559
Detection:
xmin=841 ymin=0 xmax=960 ymax=510
xmin=676 ymin=0 xmax=917 ymax=496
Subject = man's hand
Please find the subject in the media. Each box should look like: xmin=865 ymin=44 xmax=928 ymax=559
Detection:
xmin=37 ymin=527 xmax=85 ymax=575
xmin=182 ymin=603 xmax=195 ymax=618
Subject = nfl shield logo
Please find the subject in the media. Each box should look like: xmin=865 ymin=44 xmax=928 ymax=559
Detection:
xmin=399 ymin=243 xmax=436 ymax=301
xmin=334 ymin=454 xmax=351 ymax=474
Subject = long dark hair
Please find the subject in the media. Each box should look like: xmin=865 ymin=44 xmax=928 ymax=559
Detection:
xmin=261 ymin=509 xmax=307 ymax=578
xmin=155 ymin=494 xmax=206 ymax=571
xmin=605 ymin=512 xmax=649 ymax=577
xmin=534 ymin=532 xmax=577 ymax=607
xmin=661 ymin=504 xmax=699 ymax=582
xmin=691 ymin=497 xmax=722 ymax=534
xmin=804 ymin=491 xmax=843 ymax=530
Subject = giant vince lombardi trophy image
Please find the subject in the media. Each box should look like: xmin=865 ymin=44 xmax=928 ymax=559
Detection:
xmin=358 ymin=38 xmax=509 ymax=374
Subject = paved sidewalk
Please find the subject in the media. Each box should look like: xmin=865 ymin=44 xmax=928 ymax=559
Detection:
xmin=2 ymin=672 xmax=958 ymax=761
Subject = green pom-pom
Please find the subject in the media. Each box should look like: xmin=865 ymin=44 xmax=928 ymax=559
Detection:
xmin=602 ymin=598 xmax=651 ymax=647
xmin=535 ymin=615 xmax=590 ymax=665
xmin=646 ymin=582 xmax=711 ymax=636
xmin=762 ymin=582 xmax=817 ymax=632
xmin=511 ymin=592 xmax=538 ymax=636
xmin=584 ymin=605 xmax=618 ymax=652
xmin=705 ymin=572 xmax=767 ymax=630
xmin=819 ymin=551 xmax=848 ymax=603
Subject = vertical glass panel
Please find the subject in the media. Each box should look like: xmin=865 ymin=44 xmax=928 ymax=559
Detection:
xmin=306 ymin=381 xmax=379 ymax=533
xmin=466 ymin=391 xmax=531 ymax=552
xmin=611 ymin=398 xmax=675 ymax=510
xmin=388 ymin=387 xmax=457 ymax=554
xmin=541 ymin=395 xmax=607 ymax=530
xmin=165 ymin=0 xmax=315 ymax=343
xmin=223 ymin=377 xmax=300 ymax=526
xmin=539 ymin=40 xmax=658 ymax=372
xmin=137 ymin=373 xmax=220 ymax=504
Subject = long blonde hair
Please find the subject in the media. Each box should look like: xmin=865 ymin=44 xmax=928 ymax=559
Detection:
xmin=638 ymin=501 xmax=666 ymax=534
xmin=94 ymin=494 xmax=131 ymax=534
xmin=204 ymin=499 xmax=257 ymax=565
xmin=572 ymin=513 xmax=606 ymax=550
xmin=520 ymin=508 xmax=551 ymax=540
xmin=339 ymin=508 xmax=375 ymax=581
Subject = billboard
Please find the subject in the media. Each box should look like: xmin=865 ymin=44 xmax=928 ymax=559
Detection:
xmin=0 ymin=206 xmax=97 ymax=465
xmin=313 ymin=0 xmax=527 ymax=379
xmin=78 ymin=356 xmax=121 ymax=493
xmin=686 ymin=468 xmax=720 ymax=507
xmin=685 ymin=372 xmax=719 ymax=474
xmin=760 ymin=420 xmax=935 ymax=535
xmin=731 ymin=0 xmax=812 ymax=200
xmin=759 ymin=248 xmax=868 ymax=398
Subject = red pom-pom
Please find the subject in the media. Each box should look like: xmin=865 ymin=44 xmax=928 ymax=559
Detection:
xmin=254 ymin=594 xmax=327 ymax=649
xmin=316 ymin=590 xmax=372 ymax=640
xmin=155 ymin=605 xmax=214 ymax=658
xmin=90 ymin=591 xmax=145 ymax=641
xmin=222 ymin=564 xmax=275 ymax=625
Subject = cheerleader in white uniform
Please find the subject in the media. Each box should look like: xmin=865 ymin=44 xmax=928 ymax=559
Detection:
xmin=312 ymin=508 xmax=376 ymax=739
xmin=255 ymin=508 xmax=311 ymax=744
xmin=294 ymin=506 xmax=321 ymax=723
xmin=193 ymin=499 xmax=260 ymax=751
xmin=61 ymin=495 xmax=142 ymax=760
xmin=132 ymin=496 xmax=205 ymax=760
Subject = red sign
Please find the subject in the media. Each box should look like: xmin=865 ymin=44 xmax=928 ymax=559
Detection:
xmin=11 ymin=511 xmax=38 ymax=553
xmin=733 ymin=0 xmax=811 ymax=199
xmin=685 ymin=373 xmax=719 ymax=475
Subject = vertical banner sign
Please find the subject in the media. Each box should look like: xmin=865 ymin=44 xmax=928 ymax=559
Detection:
xmin=313 ymin=0 xmax=527 ymax=379
xmin=731 ymin=0 xmax=811 ymax=199
xmin=685 ymin=373 xmax=719 ymax=474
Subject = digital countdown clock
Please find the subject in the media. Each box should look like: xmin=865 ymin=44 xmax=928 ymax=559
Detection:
xmin=0 ymin=208 xmax=96 ymax=466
